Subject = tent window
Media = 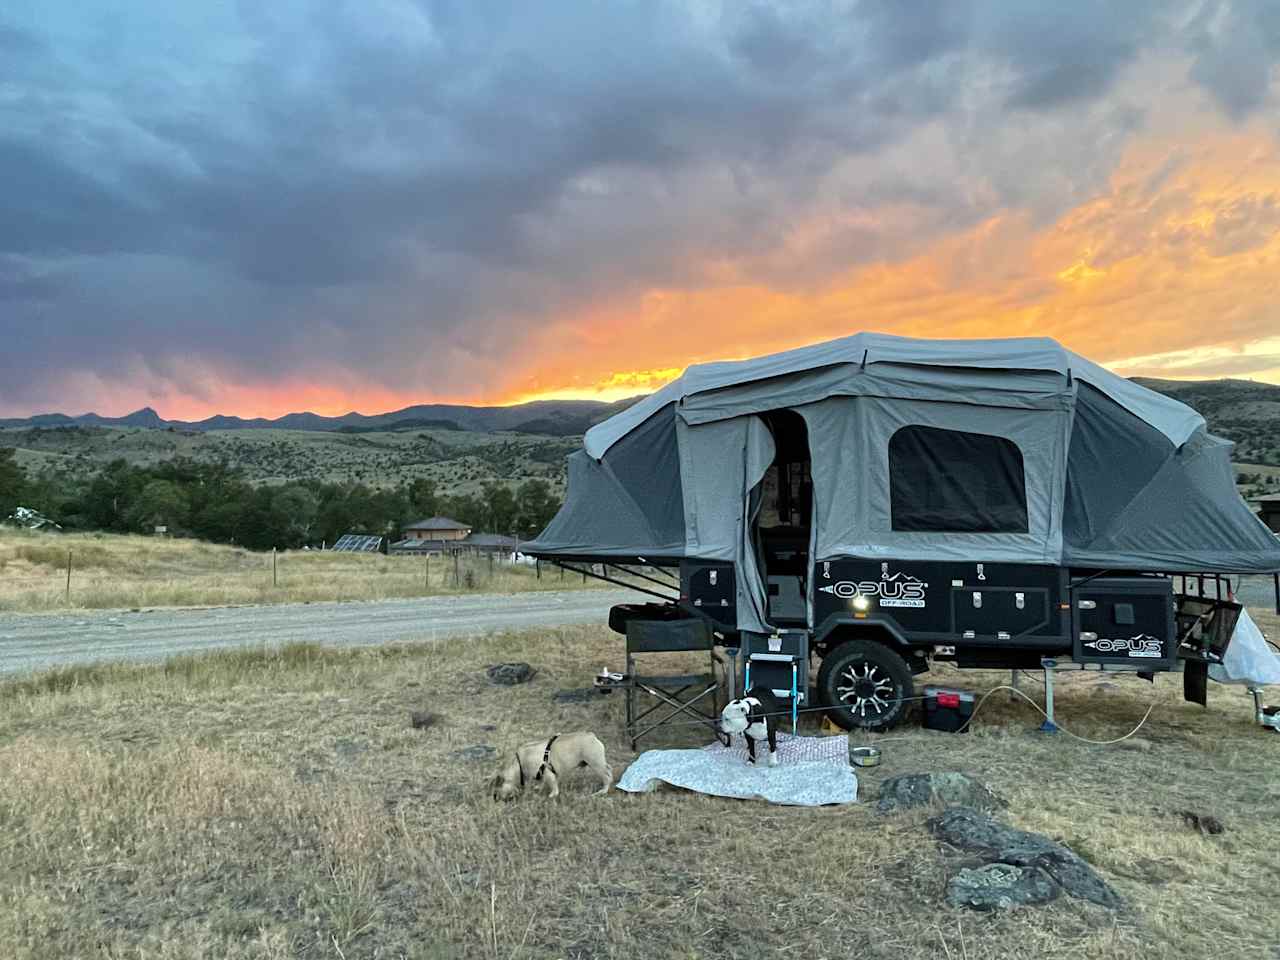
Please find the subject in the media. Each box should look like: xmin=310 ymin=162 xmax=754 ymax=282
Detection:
xmin=889 ymin=426 xmax=1028 ymax=533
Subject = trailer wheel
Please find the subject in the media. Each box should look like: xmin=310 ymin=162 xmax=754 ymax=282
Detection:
xmin=818 ymin=639 xmax=914 ymax=731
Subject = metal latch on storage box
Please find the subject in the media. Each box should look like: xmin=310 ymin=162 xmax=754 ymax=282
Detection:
xmin=709 ymin=570 xmax=717 ymax=586
xmin=972 ymin=592 xmax=982 ymax=608
xmin=1078 ymin=600 xmax=1097 ymax=610
xmin=1080 ymin=631 xmax=1097 ymax=642
xmin=1015 ymin=592 xmax=1025 ymax=610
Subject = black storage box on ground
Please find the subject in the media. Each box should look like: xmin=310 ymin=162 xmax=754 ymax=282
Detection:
xmin=923 ymin=686 xmax=975 ymax=733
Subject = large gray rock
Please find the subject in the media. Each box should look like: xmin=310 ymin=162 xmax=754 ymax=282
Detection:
xmin=929 ymin=806 xmax=1121 ymax=909
xmin=877 ymin=772 xmax=1005 ymax=815
xmin=485 ymin=663 xmax=536 ymax=686
xmin=945 ymin=863 xmax=1060 ymax=911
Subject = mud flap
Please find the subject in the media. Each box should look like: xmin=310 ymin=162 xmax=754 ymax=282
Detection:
xmin=1183 ymin=659 xmax=1208 ymax=707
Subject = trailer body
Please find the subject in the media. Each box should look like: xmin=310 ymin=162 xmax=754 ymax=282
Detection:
xmin=529 ymin=333 xmax=1280 ymax=728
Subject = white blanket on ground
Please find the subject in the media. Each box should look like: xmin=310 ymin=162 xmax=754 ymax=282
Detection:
xmin=1210 ymin=609 xmax=1280 ymax=686
xmin=616 ymin=733 xmax=857 ymax=806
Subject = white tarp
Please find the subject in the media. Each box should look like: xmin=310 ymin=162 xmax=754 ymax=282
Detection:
xmin=1210 ymin=610 xmax=1280 ymax=686
xmin=616 ymin=734 xmax=858 ymax=806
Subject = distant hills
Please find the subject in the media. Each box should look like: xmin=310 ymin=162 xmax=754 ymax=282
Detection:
xmin=0 ymin=398 xmax=641 ymax=438
xmin=1132 ymin=377 xmax=1280 ymax=465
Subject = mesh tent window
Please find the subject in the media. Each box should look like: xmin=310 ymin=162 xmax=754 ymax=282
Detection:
xmin=889 ymin=426 xmax=1028 ymax=533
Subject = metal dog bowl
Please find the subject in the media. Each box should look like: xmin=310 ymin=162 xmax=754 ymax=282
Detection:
xmin=850 ymin=746 xmax=882 ymax=768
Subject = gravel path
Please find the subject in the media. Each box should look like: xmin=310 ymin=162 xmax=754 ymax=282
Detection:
xmin=0 ymin=589 xmax=638 ymax=675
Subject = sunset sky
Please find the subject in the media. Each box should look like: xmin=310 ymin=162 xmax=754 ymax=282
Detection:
xmin=3 ymin=2 xmax=1280 ymax=420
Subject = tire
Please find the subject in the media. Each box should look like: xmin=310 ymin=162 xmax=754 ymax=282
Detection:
xmin=817 ymin=638 xmax=915 ymax=731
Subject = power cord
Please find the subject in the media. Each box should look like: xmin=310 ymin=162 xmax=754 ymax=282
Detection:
xmin=961 ymin=684 xmax=1157 ymax=745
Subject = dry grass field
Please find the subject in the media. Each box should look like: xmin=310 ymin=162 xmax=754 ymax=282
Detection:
xmin=1 ymin=612 xmax=1278 ymax=959
xmin=3 ymin=424 xmax=578 ymax=494
xmin=0 ymin=529 xmax=602 ymax=612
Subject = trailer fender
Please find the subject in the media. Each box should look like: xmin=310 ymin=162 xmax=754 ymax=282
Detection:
xmin=814 ymin=613 xmax=909 ymax=649
xmin=813 ymin=615 xmax=930 ymax=674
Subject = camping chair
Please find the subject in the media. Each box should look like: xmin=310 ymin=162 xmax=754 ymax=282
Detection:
xmin=624 ymin=617 xmax=723 ymax=751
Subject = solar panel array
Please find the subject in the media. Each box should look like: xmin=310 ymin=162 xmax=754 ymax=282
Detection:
xmin=331 ymin=534 xmax=383 ymax=553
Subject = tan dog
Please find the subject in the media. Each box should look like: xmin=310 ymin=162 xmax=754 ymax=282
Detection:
xmin=490 ymin=732 xmax=612 ymax=800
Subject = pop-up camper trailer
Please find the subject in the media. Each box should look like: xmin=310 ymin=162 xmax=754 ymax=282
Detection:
xmin=526 ymin=333 xmax=1280 ymax=730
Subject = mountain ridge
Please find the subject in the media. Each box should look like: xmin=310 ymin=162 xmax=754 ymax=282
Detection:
xmin=0 ymin=398 xmax=643 ymax=438
xmin=2 ymin=376 xmax=1278 ymax=455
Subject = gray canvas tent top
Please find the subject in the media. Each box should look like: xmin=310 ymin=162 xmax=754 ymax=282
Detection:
xmin=528 ymin=333 xmax=1280 ymax=589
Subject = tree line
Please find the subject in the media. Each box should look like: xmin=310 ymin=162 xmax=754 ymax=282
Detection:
xmin=0 ymin=449 xmax=562 ymax=552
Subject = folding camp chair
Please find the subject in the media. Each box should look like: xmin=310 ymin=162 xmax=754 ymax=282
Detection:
xmin=624 ymin=617 xmax=722 ymax=750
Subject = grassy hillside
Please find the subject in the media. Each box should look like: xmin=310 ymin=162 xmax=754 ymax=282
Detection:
xmin=3 ymin=424 xmax=579 ymax=496
xmin=1 ymin=621 xmax=1276 ymax=959
xmin=1135 ymin=377 xmax=1280 ymax=466
xmin=0 ymin=527 xmax=600 ymax=611
xmin=3 ymin=376 xmax=1277 ymax=502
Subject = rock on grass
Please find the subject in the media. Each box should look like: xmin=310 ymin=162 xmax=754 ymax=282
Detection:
xmin=877 ymin=772 xmax=1005 ymax=815
xmin=410 ymin=711 xmax=439 ymax=729
xmin=486 ymin=663 xmax=536 ymax=685
xmin=946 ymin=863 xmax=1060 ymax=910
xmin=928 ymin=806 xmax=1122 ymax=910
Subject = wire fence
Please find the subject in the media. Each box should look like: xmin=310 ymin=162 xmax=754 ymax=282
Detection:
xmin=0 ymin=547 xmax=607 ymax=610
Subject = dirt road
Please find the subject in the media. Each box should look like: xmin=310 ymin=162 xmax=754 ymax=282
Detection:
xmin=0 ymin=589 xmax=637 ymax=675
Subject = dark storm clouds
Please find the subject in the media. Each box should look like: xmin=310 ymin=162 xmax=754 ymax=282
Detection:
xmin=1 ymin=1 xmax=1277 ymax=413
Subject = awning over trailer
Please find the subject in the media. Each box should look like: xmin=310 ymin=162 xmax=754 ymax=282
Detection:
xmin=525 ymin=403 xmax=686 ymax=559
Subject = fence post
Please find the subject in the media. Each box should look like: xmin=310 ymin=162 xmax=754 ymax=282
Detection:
xmin=489 ymin=552 xmax=494 ymax=576
xmin=425 ymin=555 xmax=430 ymax=592
xmin=65 ymin=549 xmax=72 ymax=602
xmin=272 ymin=547 xmax=278 ymax=587
xmin=453 ymin=552 xmax=461 ymax=587
xmin=536 ymin=559 xmax=541 ymax=580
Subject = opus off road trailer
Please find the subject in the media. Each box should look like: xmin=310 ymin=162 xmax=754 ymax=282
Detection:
xmin=527 ymin=333 xmax=1280 ymax=731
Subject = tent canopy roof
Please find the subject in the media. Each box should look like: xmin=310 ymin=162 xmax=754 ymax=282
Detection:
xmin=585 ymin=332 xmax=1205 ymax=459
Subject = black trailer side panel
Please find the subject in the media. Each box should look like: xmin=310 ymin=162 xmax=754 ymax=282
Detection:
xmin=681 ymin=560 xmax=737 ymax=628
xmin=813 ymin=558 xmax=1069 ymax=646
xmin=1071 ymin=577 xmax=1176 ymax=670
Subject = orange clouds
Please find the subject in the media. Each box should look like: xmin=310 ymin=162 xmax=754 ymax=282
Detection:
xmin=501 ymin=117 xmax=1280 ymax=405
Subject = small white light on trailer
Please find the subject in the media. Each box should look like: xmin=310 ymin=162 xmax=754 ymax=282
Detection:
xmin=852 ymin=594 xmax=870 ymax=611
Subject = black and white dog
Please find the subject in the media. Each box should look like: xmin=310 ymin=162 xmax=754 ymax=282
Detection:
xmin=719 ymin=686 xmax=782 ymax=766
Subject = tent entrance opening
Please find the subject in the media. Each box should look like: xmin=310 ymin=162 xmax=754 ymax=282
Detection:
xmin=755 ymin=410 xmax=812 ymax=627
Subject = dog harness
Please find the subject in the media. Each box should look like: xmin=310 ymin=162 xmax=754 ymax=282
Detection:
xmin=517 ymin=734 xmax=559 ymax=787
